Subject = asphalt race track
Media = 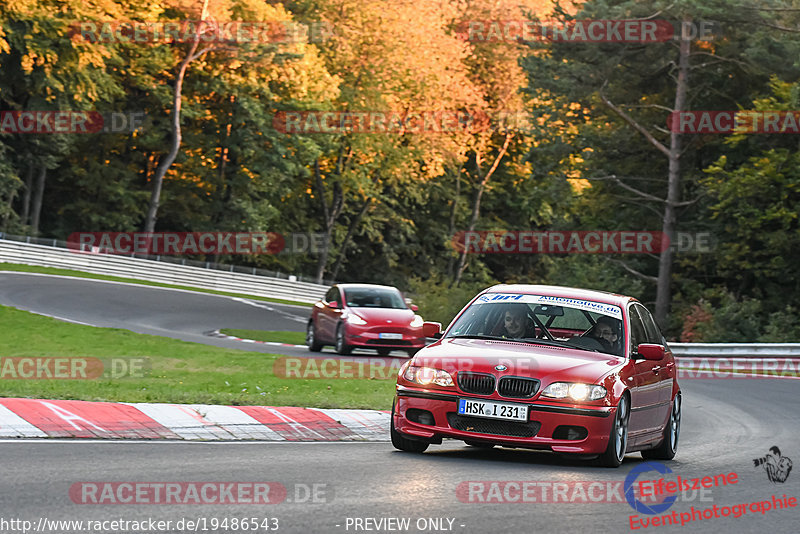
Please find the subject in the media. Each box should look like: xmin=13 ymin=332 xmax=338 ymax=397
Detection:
xmin=1 ymin=378 xmax=799 ymax=534
xmin=0 ymin=272 xmax=325 ymax=357
xmin=1 ymin=273 xmax=799 ymax=533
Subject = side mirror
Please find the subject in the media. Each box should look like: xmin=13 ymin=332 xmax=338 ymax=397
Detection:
xmin=422 ymin=321 xmax=442 ymax=338
xmin=410 ymin=304 xmax=419 ymax=312
xmin=636 ymin=343 xmax=665 ymax=361
xmin=327 ymin=301 xmax=339 ymax=309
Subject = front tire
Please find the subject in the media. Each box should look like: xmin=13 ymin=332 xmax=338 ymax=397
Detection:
xmin=642 ymin=393 xmax=681 ymax=460
xmin=597 ymin=394 xmax=630 ymax=467
xmin=390 ymin=400 xmax=429 ymax=453
xmin=306 ymin=322 xmax=323 ymax=351
xmin=335 ymin=324 xmax=352 ymax=355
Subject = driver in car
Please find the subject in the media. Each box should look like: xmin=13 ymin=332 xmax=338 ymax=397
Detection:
xmin=500 ymin=304 xmax=537 ymax=339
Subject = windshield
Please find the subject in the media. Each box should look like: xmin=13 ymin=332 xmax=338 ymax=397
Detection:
xmin=445 ymin=293 xmax=624 ymax=356
xmin=343 ymin=288 xmax=407 ymax=309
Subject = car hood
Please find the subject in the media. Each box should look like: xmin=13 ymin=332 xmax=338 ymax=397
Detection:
xmin=348 ymin=307 xmax=415 ymax=325
xmin=412 ymin=337 xmax=625 ymax=384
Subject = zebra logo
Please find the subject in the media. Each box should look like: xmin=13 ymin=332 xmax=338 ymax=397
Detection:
xmin=753 ymin=446 xmax=793 ymax=483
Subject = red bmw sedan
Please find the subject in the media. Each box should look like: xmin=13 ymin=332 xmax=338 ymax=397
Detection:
xmin=391 ymin=284 xmax=681 ymax=467
xmin=307 ymin=284 xmax=441 ymax=357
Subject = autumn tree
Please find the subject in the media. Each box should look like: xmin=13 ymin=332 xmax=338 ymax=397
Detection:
xmin=286 ymin=0 xmax=484 ymax=283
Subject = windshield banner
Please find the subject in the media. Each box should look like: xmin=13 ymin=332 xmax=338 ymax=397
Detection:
xmin=475 ymin=293 xmax=622 ymax=319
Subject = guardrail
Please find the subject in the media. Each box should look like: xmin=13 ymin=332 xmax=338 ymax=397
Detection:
xmin=670 ymin=343 xmax=800 ymax=358
xmin=0 ymin=236 xmax=329 ymax=304
xmin=2 ymin=233 xmax=797 ymax=348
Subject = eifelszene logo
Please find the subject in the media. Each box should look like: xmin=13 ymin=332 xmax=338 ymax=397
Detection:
xmin=625 ymin=462 xmax=678 ymax=515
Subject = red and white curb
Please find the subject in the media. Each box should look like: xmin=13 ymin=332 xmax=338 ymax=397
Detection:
xmin=0 ymin=398 xmax=390 ymax=441
xmin=207 ymin=330 xmax=306 ymax=348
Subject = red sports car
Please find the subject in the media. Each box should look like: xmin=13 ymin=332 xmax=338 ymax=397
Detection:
xmin=306 ymin=284 xmax=441 ymax=357
xmin=391 ymin=284 xmax=681 ymax=467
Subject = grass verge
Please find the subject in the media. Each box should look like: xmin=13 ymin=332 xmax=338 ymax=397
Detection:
xmin=219 ymin=329 xmax=306 ymax=345
xmin=0 ymin=263 xmax=310 ymax=307
xmin=0 ymin=305 xmax=394 ymax=409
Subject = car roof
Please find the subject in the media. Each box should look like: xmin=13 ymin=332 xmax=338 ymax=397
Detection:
xmin=484 ymin=284 xmax=636 ymax=308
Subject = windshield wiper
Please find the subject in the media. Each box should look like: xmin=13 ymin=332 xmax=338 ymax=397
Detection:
xmin=558 ymin=342 xmax=601 ymax=353
xmin=448 ymin=334 xmax=607 ymax=353
xmin=516 ymin=338 xmax=599 ymax=351
xmin=540 ymin=339 xmax=604 ymax=353
xmin=449 ymin=335 xmax=573 ymax=347
xmin=447 ymin=334 xmax=509 ymax=341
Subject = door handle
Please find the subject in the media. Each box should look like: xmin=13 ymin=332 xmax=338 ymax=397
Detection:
xmin=652 ymin=366 xmax=662 ymax=374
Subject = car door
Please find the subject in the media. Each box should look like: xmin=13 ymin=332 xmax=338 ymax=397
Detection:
xmin=318 ymin=287 xmax=342 ymax=342
xmin=635 ymin=304 xmax=675 ymax=412
xmin=626 ymin=305 xmax=664 ymax=440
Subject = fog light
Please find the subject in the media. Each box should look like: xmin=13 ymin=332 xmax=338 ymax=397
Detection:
xmin=407 ymin=409 xmax=435 ymax=426
xmin=553 ymin=425 xmax=588 ymax=441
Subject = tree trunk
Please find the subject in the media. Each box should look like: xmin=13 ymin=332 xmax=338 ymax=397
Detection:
xmin=313 ymin=159 xmax=344 ymax=284
xmin=143 ymin=4 xmax=210 ymax=233
xmin=2 ymin=189 xmax=17 ymax=232
xmin=453 ymin=133 xmax=513 ymax=285
xmin=655 ymin=29 xmax=691 ymax=327
xmin=446 ymin=168 xmax=462 ymax=279
xmin=21 ymin=164 xmax=33 ymax=225
xmin=217 ymin=94 xmax=235 ymax=220
xmin=315 ymin=229 xmax=333 ymax=285
xmin=31 ymin=166 xmax=46 ymax=235
xmin=329 ymin=197 xmax=371 ymax=281
xmin=452 ymin=173 xmax=485 ymax=285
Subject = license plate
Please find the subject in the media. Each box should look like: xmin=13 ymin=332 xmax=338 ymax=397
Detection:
xmin=379 ymin=333 xmax=403 ymax=340
xmin=458 ymin=399 xmax=528 ymax=422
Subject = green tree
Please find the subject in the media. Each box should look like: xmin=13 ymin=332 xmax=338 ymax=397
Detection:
xmin=521 ymin=0 xmax=797 ymax=329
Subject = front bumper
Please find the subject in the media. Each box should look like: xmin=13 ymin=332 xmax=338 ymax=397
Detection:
xmin=394 ymin=386 xmax=615 ymax=454
xmin=347 ymin=327 xmax=427 ymax=349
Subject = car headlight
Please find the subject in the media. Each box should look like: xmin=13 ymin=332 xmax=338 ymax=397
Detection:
xmin=541 ymin=382 xmax=607 ymax=401
xmin=403 ymin=366 xmax=454 ymax=387
xmin=410 ymin=315 xmax=424 ymax=328
xmin=346 ymin=314 xmax=367 ymax=325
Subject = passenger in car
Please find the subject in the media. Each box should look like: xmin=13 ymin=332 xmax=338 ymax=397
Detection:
xmin=499 ymin=304 xmax=537 ymax=339
xmin=590 ymin=316 xmax=621 ymax=354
